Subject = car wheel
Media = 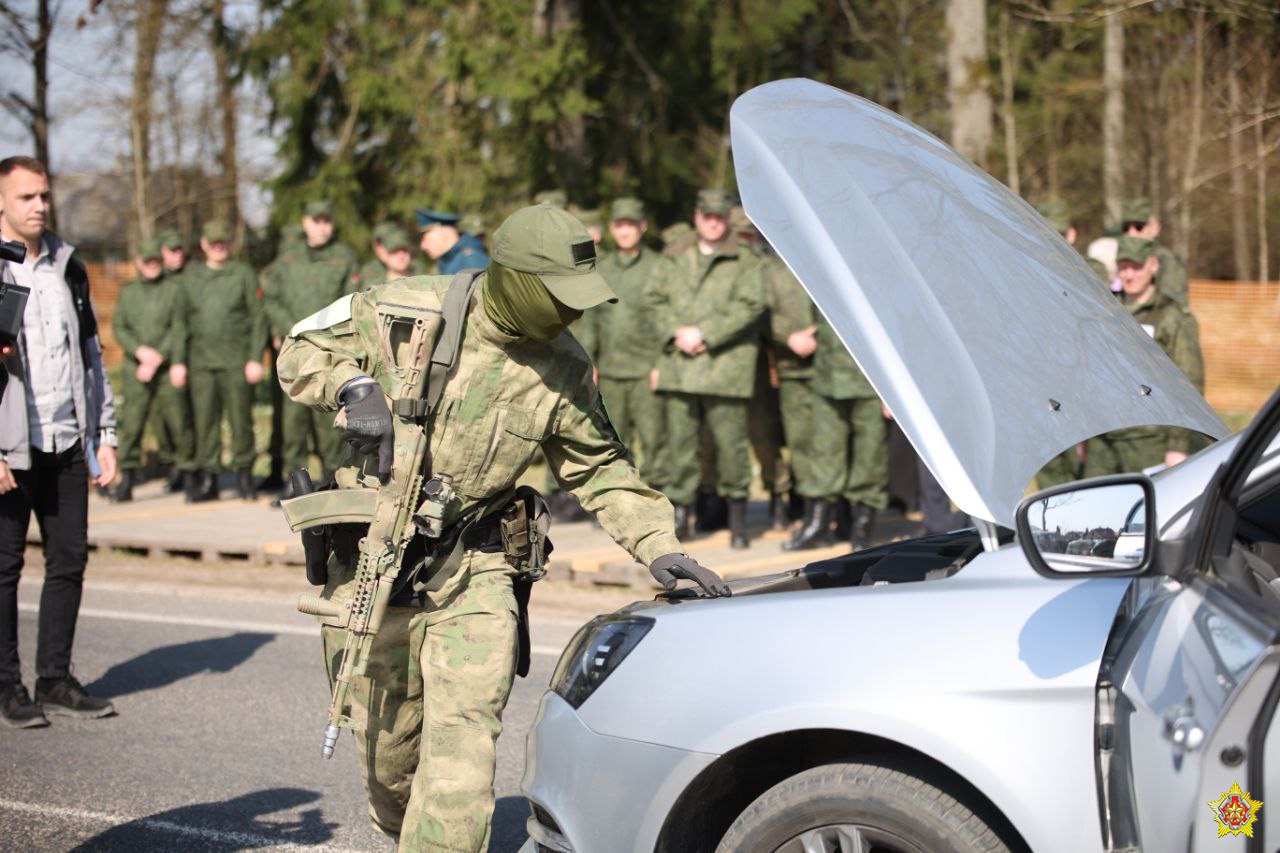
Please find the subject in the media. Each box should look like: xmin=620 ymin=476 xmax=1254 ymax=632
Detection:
xmin=716 ymin=760 xmax=1011 ymax=853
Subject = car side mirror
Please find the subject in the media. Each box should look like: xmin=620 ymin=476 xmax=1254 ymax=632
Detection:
xmin=1015 ymin=475 xmax=1156 ymax=579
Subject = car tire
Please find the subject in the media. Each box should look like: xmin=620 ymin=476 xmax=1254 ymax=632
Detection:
xmin=716 ymin=759 xmax=1012 ymax=853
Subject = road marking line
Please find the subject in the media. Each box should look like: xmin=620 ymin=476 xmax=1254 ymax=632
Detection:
xmin=0 ymin=798 xmax=364 ymax=852
xmin=16 ymin=603 xmax=563 ymax=657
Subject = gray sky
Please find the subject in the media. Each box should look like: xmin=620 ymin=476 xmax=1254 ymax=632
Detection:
xmin=0 ymin=0 xmax=275 ymax=226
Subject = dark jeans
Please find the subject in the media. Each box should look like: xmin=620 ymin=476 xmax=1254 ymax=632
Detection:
xmin=0 ymin=442 xmax=89 ymax=684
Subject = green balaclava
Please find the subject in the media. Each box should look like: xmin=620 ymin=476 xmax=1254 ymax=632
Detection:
xmin=483 ymin=260 xmax=583 ymax=342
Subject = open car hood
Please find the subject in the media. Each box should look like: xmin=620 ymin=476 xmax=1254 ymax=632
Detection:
xmin=731 ymin=79 xmax=1226 ymax=527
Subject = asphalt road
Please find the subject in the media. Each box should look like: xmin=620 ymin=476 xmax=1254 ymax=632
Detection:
xmin=0 ymin=556 xmax=635 ymax=852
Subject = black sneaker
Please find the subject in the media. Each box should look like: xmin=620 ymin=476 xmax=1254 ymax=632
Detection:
xmin=0 ymin=683 xmax=49 ymax=728
xmin=35 ymin=676 xmax=116 ymax=719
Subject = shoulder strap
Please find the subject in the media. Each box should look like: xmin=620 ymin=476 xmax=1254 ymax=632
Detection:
xmin=425 ymin=269 xmax=483 ymax=415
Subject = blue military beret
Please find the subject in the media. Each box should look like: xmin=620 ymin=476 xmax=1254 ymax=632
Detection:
xmin=415 ymin=207 xmax=462 ymax=230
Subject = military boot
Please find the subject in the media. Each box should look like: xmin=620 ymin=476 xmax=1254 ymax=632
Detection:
xmin=257 ymin=463 xmax=286 ymax=493
xmin=190 ymin=470 xmax=219 ymax=503
xmin=769 ymin=492 xmax=789 ymax=531
xmin=236 ymin=468 xmax=256 ymax=501
xmin=164 ymin=465 xmax=184 ymax=494
xmin=672 ymin=504 xmax=693 ymax=541
xmin=833 ymin=497 xmax=853 ymax=540
xmin=783 ymin=499 xmax=833 ymax=551
xmin=850 ymin=503 xmax=877 ymax=551
xmin=109 ymin=471 xmax=135 ymax=503
xmin=696 ymin=491 xmax=728 ymax=533
xmin=181 ymin=471 xmax=199 ymax=503
xmin=729 ymin=499 xmax=749 ymax=550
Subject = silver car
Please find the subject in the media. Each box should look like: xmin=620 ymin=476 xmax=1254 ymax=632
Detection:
xmin=519 ymin=79 xmax=1280 ymax=853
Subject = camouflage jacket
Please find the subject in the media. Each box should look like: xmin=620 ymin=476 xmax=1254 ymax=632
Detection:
xmin=646 ymin=241 xmax=765 ymax=399
xmin=1153 ymin=243 xmax=1189 ymax=309
xmin=277 ymin=274 xmax=681 ymax=568
xmin=576 ymin=247 xmax=665 ymax=380
xmin=179 ymin=260 xmax=267 ymax=369
xmin=811 ymin=313 xmax=876 ymax=400
xmin=263 ymin=240 xmax=360 ymax=339
xmin=113 ymin=273 xmax=187 ymax=366
xmin=762 ymin=252 xmax=815 ymax=381
xmin=1112 ymin=291 xmax=1204 ymax=452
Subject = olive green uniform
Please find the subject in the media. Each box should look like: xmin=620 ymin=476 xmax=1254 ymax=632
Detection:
xmin=112 ymin=273 xmax=194 ymax=472
xmin=358 ymin=256 xmax=428 ymax=287
xmin=807 ymin=316 xmax=888 ymax=509
xmin=1085 ymin=292 xmax=1204 ymax=477
xmin=646 ymin=241 xmax=765 ymax=505
xmin=1153 ymin=243 xmax=1190 ymax=308
xmin=765 ymin=256 xmax=818 ymax=497
xmin=263 ymin=240 xmax=359 ymax=473
xmin=180 ymin=260 xmax=267 ymax=471
xmin=278 ymin=275 xmax=680 ymax=851
xmin=152 ymin=263 xmax=197 ymax=468
xmin=260 ymin=235 xmax=307 ymax=479
xmin=576 ymin=246 xmax=666 ymax=484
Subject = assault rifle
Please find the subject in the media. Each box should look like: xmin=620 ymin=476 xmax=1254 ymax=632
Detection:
xmin=288 ymin=271 xmax=480 ymax=758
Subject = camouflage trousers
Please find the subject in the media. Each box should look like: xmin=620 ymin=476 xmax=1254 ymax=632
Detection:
xmin=747 ymin=361 xmax=789 ymax=496
xmin=598 ymin=375 xmax=664 ymax=487
xmin=777 ymin=378 xmax=815 ymax=497
xmin=117 ymin=369 xmax=194 ymax=471
xmin=805 ymin=394 xmax=888 ymax=509
xmin=1083 ymin=430 xmax=1167 ymax=479
xmin=320 ymin=552 xmax=518 ymax=852
xmin=283 ymin=398 xmax=343 ymax=474
xmin=189 ymin=367 xmax=256 ymax=471
xmin=661 ymin=392 xmax=751 ymax=505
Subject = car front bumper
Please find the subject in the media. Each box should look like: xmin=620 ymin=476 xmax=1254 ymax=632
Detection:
xmin=521 ymin=690 xmax=718 ymax=852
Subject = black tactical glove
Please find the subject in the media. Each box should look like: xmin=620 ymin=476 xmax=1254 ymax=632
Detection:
xmin=340 ymin=380 xmax=394 ymax=484
xmin=649 ymin=553 xmax=731 ymax=598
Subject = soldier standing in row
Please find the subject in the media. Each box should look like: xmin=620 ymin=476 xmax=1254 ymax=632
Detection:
xmin=1119 ymin=198 xmax=1189 ymax=308
xmin=110 ymin=239 xmax=194 ymax=502
xmin=1085 ymin=236 xmax=1204 ymax=477
xmin=156 ymin=229 xmax=196 ymax=492
xmin=359 ymin=222 xmax=424 ymax=286
xmin=417 ymin=208 xmax=488 ymax=275
xmin=278 ymin=204 xmax=729 ymax=850
xmin=575 ymin=197 xmax=666 ymax=485
xmin=259 ymin=224 xmax=306 ymax=494
xmin=176 ymin=220 xmax=267 ymax=501
xmin=786 ymin=314 xmax=888 ymax=551
xmin=264 ymin=202 xmax=359 ymax=500
xmin=648 ymin=189 xmax=764 ymax=548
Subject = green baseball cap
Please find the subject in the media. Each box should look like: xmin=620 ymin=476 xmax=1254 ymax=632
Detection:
xmin=609 ymin=197 xmax=645 ymax=222
xmin=491 ymin=204 xmax=617 ymax=310
xmin=697 ymin=188 xmax=733 ymax=216
xmin=202 ymin=219 xmax=231 ymax=242
xmin=1114 ymin=235 xmax=1155 ymax=264
xmin=1036 ymin=199 xmax=1070 ymax=232
xmin=137 ymin=237 xmax=163 ymax=262
xmin=461 ymin=212 xmax=487 ymax=236
xmin=376 ymin=224 xmax=413 ymax=252
xmin=304 ymin=200 xmax=334 ymax=219
xmin=533 ymin=189 xmax=568 ymax=208
xmin=1120 ymin=197 xmax=1152 ymax=225
xmin=156 ymin=229 xmax=184 ymax=251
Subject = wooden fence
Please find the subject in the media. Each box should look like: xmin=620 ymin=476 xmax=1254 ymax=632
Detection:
xmin=84 ymin=262 xmax=1280 ymax=414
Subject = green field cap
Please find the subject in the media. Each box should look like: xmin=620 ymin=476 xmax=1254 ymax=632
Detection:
xmin=202 ymin=220 xmax=231 ymax=242
xmin=461 ymin=212 xmax=487 ymax=236
xmin=304 ymin=200 xmax=334 ymax=219
xmin=491 ymin=204 xmax=617 ymax=310
xmin=137 ymin=238 xmax=163 ymax=262
xmin=156 ymin=230 xmax=184 ymax=251
xmin=1114 ymin=235 xmax=1155 ymax=264
xmin=697 ymin=188 xmax=733 ymax=216
xmin=1036 ymin=199 xmax=1070 ymax=232
xmin=610 ymin=197 xmax=645 ymax=222
xmin=1120 ymin=197 xmax=1152 ymax=225
xmin=377 ymin=225 xmax=412 ymax=252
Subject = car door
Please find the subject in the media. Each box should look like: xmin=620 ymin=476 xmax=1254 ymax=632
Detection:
xmin=1099 ymin=387 xmax=1280 ymax=852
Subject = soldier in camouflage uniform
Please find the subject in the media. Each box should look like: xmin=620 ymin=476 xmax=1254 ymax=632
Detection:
xmin=359 ymin=222 xmax=426 ymax=286
xmin=263 ymin=202 xmax=360 ymax=499
xmin=786 ymin=314 xmax=888 ymax=551
xmin=574 ymin=197 xmax=666 ymax=485
xmin=647 ymin=189 xmax=765 ymax=548
xmin=174 ymin=220 xmax=267 ymax=501
xmin=1084 ymin=236 xmax=1205 ymax=477
xmin=1120 ymin=197 xmax=1190 ymax=308
xmin=109 ymin=238 xmax=195 ymax=501
xmin=278 ymin=203 xmax=729 ymax=852
xmin=155 ymin=229 xmax=197 ymax=492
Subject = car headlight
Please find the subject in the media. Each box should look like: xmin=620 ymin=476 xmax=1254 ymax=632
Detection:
xmin=551 ymin=613 xmax=654 ymax=709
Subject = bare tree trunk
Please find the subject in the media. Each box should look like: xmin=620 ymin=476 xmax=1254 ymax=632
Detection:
xmin=1227 ymin=28 xmax=1251 ymax=281
xmin=945 ymin=0 xmax=993 ymax=167
xmin=998 ymin=4 xmax=1019 ymax=194
xmin=1175 ymin=9 xmax=1205 ymax=263
xmin=211 ymin=0 xmax=240 ymax=235
xmin=1102 ymin=2 xmax=1124 ymax=226
xmin=1257 ymin=69 xmax=1271 ymax=283
xmin=131 ymin=0 xmax=168 ymax=242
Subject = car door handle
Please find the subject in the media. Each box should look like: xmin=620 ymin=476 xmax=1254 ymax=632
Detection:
xmin=1163 ymin=714 xmax=1205 ymax=752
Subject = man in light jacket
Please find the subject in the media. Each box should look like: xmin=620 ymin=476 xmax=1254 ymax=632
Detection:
xmin=0 ymin=156 xmax=118 ymax=728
